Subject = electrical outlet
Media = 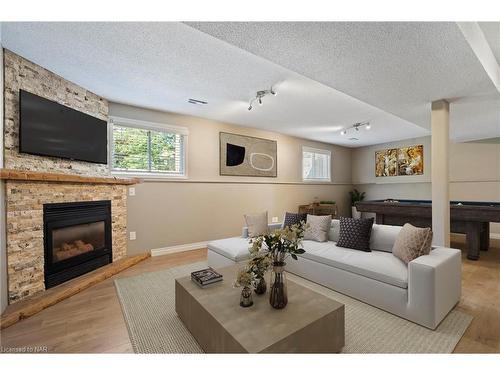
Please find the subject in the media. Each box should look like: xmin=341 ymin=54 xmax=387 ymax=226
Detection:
xmin=272 ymin=216 xmax=279 ymax=223
xmin=129 ymin=187 xmax=135 ymax=196
xmin=129 ymin=231 xmax=136 ymax=240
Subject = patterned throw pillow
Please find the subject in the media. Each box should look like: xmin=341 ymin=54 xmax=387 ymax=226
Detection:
xmin=244 ymin=211 xmax=269 ymax=238
xmin=304 ymin=215 xmax=332 ymax=242
xmin=392 ymin=223 xmax=433 ymax=264
xmin=282 ymin=212 xmax=307 ymax=228
xmin=336 ymin=217 xmax=374 ymax=252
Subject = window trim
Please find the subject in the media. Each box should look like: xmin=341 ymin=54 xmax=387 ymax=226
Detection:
xmin=302 ymin=146 xmax=332 ymax=182
xmin=109 ymin=116 xmax=188 ymax=179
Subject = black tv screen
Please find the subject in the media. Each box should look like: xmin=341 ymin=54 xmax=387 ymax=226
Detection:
xmin=19 ymin=90 xmax=108 ymax=164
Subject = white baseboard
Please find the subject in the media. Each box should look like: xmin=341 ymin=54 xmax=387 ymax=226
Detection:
xmin=150 ymin=241 xmax=208 ymax=257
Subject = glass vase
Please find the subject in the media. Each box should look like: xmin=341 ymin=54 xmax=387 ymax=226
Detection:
xmin=240 ymin=286 xmax=253 ymax=307
xmin=269 ymin=261 xmax=288 ymax=309
xmin=254 ymin=277 xmax=267 ymax=295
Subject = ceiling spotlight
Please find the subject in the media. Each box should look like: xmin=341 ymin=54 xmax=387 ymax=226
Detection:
xmin=247 ymin=85 xmax=278 ymax=111
xmin=339 ymin=121 xmax=371 ymax=136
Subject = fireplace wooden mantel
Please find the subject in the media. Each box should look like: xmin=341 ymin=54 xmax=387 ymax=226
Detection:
xmin=0 ymin=168 xmax=142 ymax=185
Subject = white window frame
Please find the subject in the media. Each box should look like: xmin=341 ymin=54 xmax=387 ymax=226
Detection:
xmin=302 ymin=146 xmax=332 ymax=182
xmin=109 ymin=116 xmax=188 ymax=179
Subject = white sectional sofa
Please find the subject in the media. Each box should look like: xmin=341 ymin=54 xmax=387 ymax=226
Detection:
xmin=207 ymin=220 xmax=462 ymax=329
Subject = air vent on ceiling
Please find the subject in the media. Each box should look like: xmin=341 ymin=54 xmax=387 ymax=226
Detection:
xmin=188 ymin=98 xmax=208 ymax=105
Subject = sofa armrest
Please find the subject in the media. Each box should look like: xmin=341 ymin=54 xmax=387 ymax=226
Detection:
xmin=407 ymin=247 xmax=461 ymax=329
xmin=241 ymin=223 xmax=282 ymax=238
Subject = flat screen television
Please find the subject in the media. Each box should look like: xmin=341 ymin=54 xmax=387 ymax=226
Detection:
xmin=19 ymin=90 xmax=108 ymax=164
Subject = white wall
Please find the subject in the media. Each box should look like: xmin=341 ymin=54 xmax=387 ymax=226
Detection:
xmin=352 ymin=135 xmax=500 ymax=236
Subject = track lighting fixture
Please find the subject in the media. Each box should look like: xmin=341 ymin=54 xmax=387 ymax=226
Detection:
xmin=248 ymin=85 xmax=277 ymax=110
xmin=339 ymin=121 xmax=371 ymax=136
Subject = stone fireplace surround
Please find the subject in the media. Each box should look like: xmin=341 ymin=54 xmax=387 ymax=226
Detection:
xmin=2 ymin=49 xmax=133 ymax=304
xmin=5 ymin=178 xmax=128 ymax=302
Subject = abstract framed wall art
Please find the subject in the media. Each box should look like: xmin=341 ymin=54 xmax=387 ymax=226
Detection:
xmin=375 ymin=145 xmax=423 ymax=177
xmin=397 ymin=145 xmax=423 ymax=175
xmin=375 ymin=148 xmax=398 ymax=177
xmin=219 ymin=132 xmax=277 ymax=177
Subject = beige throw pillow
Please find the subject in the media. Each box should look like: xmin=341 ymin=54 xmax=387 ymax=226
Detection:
xmin=392 ymin=223 xmax=433 ymax=264
xmin=244 ymin=211 xmax=269 ymax=238
xmin=304 ymin=215 xmax=331 ymax=242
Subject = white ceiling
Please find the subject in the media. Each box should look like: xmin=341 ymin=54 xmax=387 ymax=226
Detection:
xmin=479 ymin=22 xmax=500 ymax=65
xmin=450 ymin=95 xmax=500 ymax=142
xmin=0 ymin=22 xmax=498 ymax=146
xmin=187 ymin=22 xmax=500 ymax=139
xmin=0 ymin=22 xmax=429 ymax=147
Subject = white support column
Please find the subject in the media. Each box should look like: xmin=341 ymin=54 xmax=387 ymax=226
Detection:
xmin=431 ymin=100 xmax=450 ymax=247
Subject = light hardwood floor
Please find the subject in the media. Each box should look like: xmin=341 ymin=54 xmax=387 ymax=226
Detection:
xmin=1 ymin=239 xmax=499 ymax=353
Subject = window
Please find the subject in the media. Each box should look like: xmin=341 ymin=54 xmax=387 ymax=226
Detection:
xmin=302 ymin=146 xmax=331 ymax=182
xmin=110 ymin=117 xmax=188 ymax=177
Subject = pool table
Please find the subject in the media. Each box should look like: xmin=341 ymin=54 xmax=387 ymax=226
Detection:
xmin=355 ymin=199 xmax=500 ymax=260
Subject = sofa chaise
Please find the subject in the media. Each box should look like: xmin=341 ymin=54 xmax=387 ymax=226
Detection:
xmin=207 ymin=220 xmax=461 ymax=329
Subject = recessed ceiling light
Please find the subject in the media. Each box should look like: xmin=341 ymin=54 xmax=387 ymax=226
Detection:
xmin=188 ymin=98 xmax=207 ymax=105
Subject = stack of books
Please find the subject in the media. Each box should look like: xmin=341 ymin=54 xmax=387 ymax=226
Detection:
xmin=191 ymin=268 xmax=223 ymax=288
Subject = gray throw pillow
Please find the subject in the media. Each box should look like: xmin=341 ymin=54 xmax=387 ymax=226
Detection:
xmin=304 ymin=215 xmax=331 ymax=242
xmin=244 ymin=211 xmax=269 ymax=238
xmin=392 ymin=223 xmax=433 ymax=264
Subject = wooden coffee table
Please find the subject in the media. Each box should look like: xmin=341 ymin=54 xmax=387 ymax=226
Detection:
xmin=175 ymin=265 xmax=345 ymax=353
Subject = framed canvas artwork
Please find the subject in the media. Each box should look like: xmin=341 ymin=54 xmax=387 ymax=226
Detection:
xmin=375 ymin=145 xmax=424 ymax=177
xmin=397 ymin=145 xmax=424 ymax=175
xmin=375 ymin=148 xmax=398 ymax=177
xmin=219 ymin=132 xmax=277 ymax=177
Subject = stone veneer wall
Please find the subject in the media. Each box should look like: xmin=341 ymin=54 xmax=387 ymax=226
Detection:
xmin=6 ymin=182 xmax=127 ymax=302
xmin=3 ymin=49 xmax=109 ymax=175
xmin=3 ymin=50 xmax=128 ymax=303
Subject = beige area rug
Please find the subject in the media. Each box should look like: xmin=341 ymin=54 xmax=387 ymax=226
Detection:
xmin=114 ymin=261 xmax=472 ymax=354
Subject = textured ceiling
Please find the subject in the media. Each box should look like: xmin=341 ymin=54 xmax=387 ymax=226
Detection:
xmin=0 ymin=22 xmax=428 ymax=147
xmin=479 ymin=22 xmax=500 ymax=65
xmin=1 ymin=22 xmax=498 ymax=146
xmin=187 ymin=22 xmax=499 ymax=132
xmin=451 ymin=95 xmax=500 ymax=142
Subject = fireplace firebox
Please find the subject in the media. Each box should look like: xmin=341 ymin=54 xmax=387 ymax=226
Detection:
xmin=43 ymin=200 xmax=112 ymax=288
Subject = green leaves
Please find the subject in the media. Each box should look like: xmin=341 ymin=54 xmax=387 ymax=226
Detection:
xmin=349 ymin=188 xmax=366 ymax=206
